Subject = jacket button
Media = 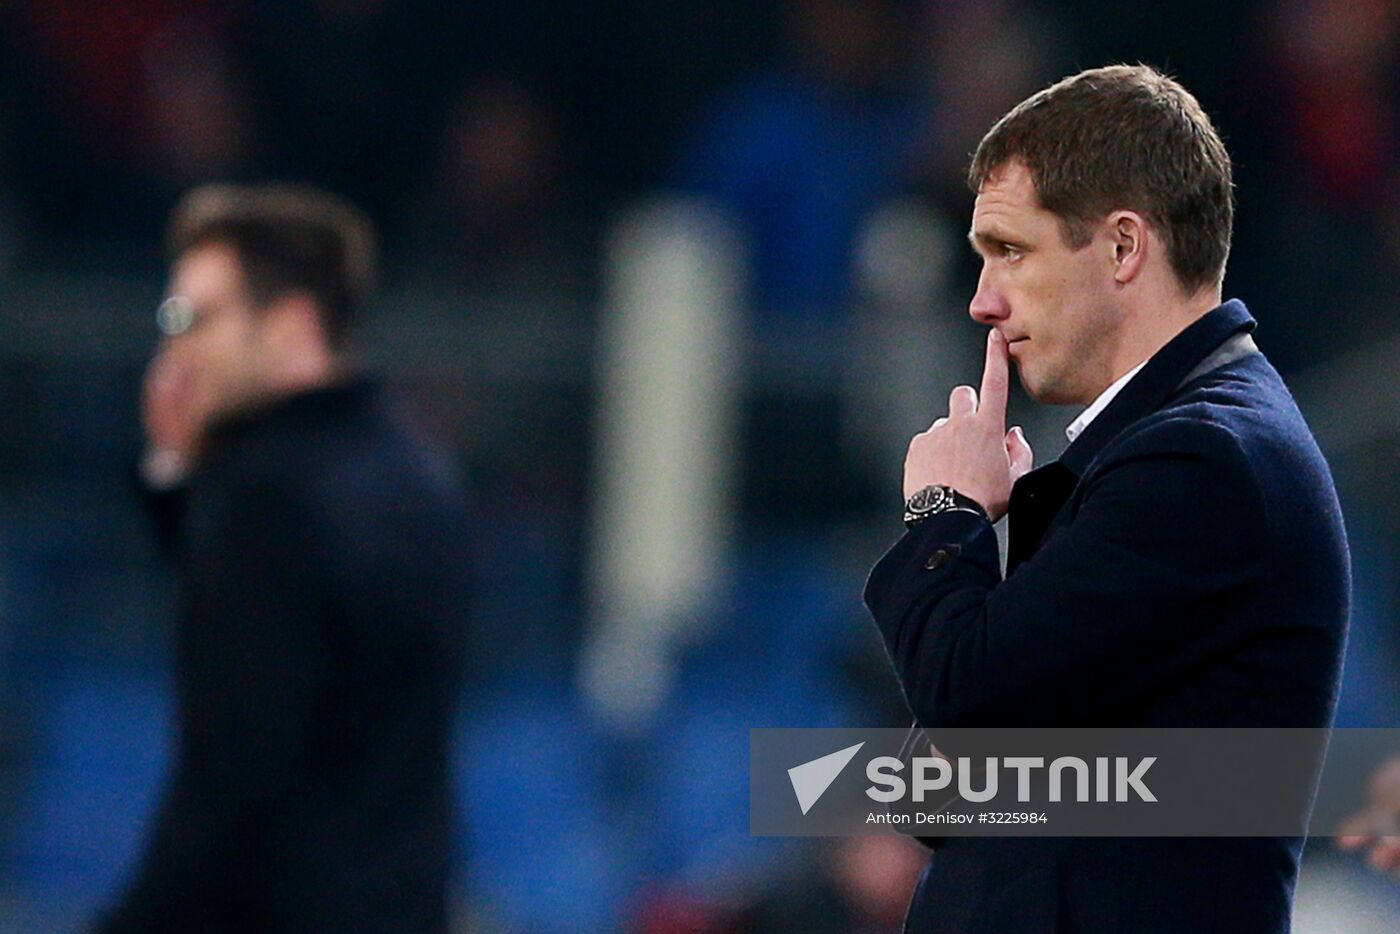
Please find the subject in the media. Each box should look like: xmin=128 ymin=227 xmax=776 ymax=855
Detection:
xmin=925 ymin=549 xmax=951 ymax=570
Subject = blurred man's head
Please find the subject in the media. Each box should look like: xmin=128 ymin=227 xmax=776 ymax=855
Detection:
xmin=159 ymin=183 xmax=377 ymax=422
xmin=964 ymin=64 xmax=1233 ymax=405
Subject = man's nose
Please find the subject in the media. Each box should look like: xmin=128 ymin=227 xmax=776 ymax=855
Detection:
xmin=968 ymin=269 xmax=1009 ymax=325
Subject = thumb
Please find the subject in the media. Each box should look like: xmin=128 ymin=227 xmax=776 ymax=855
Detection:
xmin=1006 ymin=426 xmax=1034 ymax=479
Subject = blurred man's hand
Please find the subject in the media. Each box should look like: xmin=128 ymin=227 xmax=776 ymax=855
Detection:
xmin=903 ymin=328 xmax=1034 ymax=520
xmin=1338 ymin=756 xmax=1400 ymax=876
xmin=141 ymin=345 xmax=209 ymax=478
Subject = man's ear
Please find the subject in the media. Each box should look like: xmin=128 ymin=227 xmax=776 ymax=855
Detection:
xmin=1108 ymin=211 xmax=1148 ymax=285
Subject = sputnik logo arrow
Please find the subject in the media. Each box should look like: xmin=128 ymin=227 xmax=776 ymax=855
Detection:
xmin=788 ymin=742 xmax=865 ymax=815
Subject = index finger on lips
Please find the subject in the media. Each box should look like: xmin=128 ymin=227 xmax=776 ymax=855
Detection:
xmin=979 ymin=329 xmax=1010 ymax=428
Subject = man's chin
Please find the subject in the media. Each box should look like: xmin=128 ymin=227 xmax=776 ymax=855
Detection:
xmin=1018 ymin=370 xmax=1077 ymax=406
xmin=1011 ymin=362 xmax=1044 ymax=403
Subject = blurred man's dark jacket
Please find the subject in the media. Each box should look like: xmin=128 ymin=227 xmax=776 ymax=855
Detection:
xmin=100 ymin=378 xmax=471 ymax=934
xmin=864 ymin=301 xmax=1350 ymax=933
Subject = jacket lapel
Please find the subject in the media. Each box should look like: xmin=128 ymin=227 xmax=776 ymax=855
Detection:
xmin=1005 ymin=300 xmax=1258 ymax=575
xmin=1007 ymin=461 xmax=1078 ymax=575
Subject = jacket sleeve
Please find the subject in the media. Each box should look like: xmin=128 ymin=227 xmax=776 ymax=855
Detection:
xmin=863 ymin=416 xmax=1270 ymax=729
xmin=98 ymin=470 xmax=329 ymax=931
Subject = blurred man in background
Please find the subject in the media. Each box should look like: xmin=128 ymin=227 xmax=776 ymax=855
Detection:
xmin=864 ymin=65 xmax=1349 ymax=932
xmin=96 ymin=184 xmax=473 ymax=933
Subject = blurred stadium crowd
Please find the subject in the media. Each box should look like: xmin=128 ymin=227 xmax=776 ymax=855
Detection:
xmin=0 ymin=0 xmax=1398 ymax=931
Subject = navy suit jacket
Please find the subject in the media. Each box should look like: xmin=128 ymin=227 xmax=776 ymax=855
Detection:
xmin=864 ymin=301 xmax=1350 ymax=933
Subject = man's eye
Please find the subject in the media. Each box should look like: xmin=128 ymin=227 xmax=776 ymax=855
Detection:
xmin=1003 ymin=245 xmax=1024 ymax=262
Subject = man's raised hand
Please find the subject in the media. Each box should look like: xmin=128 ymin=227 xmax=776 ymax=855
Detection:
xmin=902 ymin=329 xmax=1034 ymax=521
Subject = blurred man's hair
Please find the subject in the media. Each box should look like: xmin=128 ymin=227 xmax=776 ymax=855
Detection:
xmin=167 ymin=183 xmax=377 ymax=347
xmin=969 ymin=64 xmax=1233 ymax=295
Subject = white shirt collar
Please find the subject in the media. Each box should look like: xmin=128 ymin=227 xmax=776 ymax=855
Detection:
xmin=1065 ymin=360 xmax=1149 ymax=444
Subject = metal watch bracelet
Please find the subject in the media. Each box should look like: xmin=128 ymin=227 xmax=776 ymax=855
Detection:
xmin=903 ymin=485 xmax=989 ymax=528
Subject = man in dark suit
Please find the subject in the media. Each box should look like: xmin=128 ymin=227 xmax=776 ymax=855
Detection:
xmin=97 ymin=184 xmax=472 ymax=933
xmin=863 ymin=65 xmax=1349 ymax=932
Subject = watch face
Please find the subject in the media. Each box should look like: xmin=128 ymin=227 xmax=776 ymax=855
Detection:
xmin=908 ymin=485 xmax=954 ymax=514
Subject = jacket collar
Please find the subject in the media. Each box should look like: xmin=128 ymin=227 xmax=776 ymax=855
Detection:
xmin=203 ymin=374 xmax=379 ymax=448
xmin=1058 ymin=298 xmax=1256 ymax=476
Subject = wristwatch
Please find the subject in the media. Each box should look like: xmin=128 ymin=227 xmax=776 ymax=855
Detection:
xmin=903 ymin=485 xmax=988 ymax=528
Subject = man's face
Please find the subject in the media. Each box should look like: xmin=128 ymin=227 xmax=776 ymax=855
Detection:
xmin=159 ymin=242 xmax=269 ymax=424
xmin=967 ymin=161 xmax=1120 ymax=405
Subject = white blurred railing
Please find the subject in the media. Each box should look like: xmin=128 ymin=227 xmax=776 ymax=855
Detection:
xmin=581 ymin=199 xmax=744 ymax=728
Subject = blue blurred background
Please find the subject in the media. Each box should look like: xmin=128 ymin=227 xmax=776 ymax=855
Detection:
xmin=0 ymin=0 xmax=1399 ymax=931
